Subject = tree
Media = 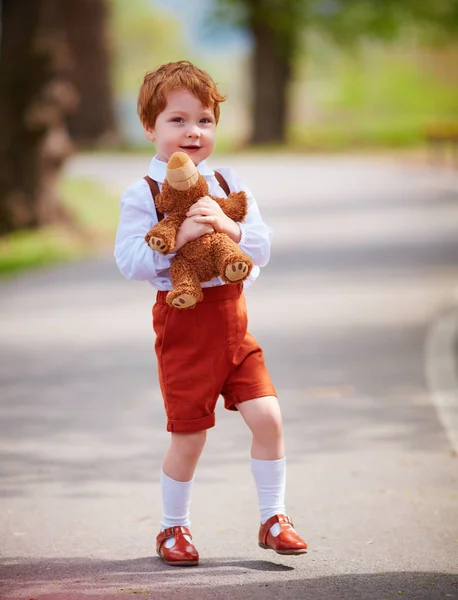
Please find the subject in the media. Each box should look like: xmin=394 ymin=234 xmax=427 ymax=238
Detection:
xmin=213 ymin=0 xmax=458 ymax=145
xmin=214 ymin=0 xmax=306 ymax=145
xmin=65 ymin=0 xmax=118 ymax=146
xmin=0 ymin=0 xmax=78 ymax=235
xmin=0 ymin=0 xmax=114 ymax=236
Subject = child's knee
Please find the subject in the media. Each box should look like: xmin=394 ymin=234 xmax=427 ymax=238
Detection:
xmin=257 ymin=411 xmax=283 ymax=440
xmin=243 ymin=398 xmax=283 ymax=441
xmin=171 ymin=430 xmax=207 ymax=456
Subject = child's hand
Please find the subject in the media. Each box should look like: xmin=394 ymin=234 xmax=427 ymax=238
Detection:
xmin=174 ymin=216 xmax=213 ymax=251
xmin=187 ymin=197 xmax=241 ymax=242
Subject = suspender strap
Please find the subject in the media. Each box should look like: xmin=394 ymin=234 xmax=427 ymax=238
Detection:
xmin=143 ymin=175 xmax=164 ymax=222
xmin=214 ymin=170 xmax=230 ymax=196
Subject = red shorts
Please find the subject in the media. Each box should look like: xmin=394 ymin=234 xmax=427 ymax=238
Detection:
xmin=152 ymin=284 xmax=276 ymax=433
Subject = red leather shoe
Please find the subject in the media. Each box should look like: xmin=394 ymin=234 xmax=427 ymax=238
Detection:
xmin=156 ymin=526 xmax=199 ymax=566
xmin=258 ymin=514 xmax=308 ymax=555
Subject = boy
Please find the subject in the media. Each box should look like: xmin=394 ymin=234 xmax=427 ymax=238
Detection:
xmin=114 ymin=60 xmax=307 ymax=566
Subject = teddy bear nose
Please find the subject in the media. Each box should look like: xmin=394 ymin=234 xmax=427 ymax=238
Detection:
xmin=168 ymin=152 xmax=190 ymax=169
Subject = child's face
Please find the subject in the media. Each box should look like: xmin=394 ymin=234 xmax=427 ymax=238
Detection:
xmin=148 ymin=88 xmax=217 ymax=165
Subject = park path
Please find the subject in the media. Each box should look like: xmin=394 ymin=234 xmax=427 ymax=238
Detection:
xmin=1 ymin=153 xmax=457 ymax=599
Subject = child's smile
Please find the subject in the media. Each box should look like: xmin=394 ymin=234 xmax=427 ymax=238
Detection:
xmin=180 ymin=144 xmax=201 ymax=153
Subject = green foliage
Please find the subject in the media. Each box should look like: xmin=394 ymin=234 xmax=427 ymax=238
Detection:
xmin=108 ymin=0 xmax=191 ymax=96
xmin=0 ymin=229 xmax=86 ymax=276
xmin=329 ymin=53 xmax=458 ymax=114
xmin=211 ymin=0 xmax=308 ymax=27
xmin=210 ymin=0 xmax=308 ymax=56
xmin=0 ymin=178 xmax=119 ymax=277
xmin=290 ymin=41 xmax=458 ymax=149
xmin=212 ymin=0 xmax=458 ymax=51
xmin=60 ymin=177 xmax=119 ymax=236
xmin=311 ymin=0 xmax=458 ymax=48
xmin=289 ymin=119 xmax=426 ymax=150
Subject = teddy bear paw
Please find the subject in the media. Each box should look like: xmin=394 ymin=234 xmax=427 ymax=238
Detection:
xmin=167 ymin=292 xmax=197 ymax=309
xmin=148 ymin=236 xmax=169 ymax=254
xmin=225 ymin=261 xmax=250 ymax=282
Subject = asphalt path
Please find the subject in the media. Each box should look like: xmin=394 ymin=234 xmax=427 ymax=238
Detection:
xmin=1 ymin=153 xmax=458 ymax=599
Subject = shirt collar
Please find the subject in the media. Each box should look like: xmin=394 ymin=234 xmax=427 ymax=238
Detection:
xmin=147 ymin=155 xmax=214 ymax=182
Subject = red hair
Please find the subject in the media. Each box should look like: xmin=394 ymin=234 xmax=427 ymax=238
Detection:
xmin=137 ymin=61 xmax=227 ymax=129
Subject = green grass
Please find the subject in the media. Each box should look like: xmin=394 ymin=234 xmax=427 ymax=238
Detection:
xmin=0 ymin=177 xmax=119 ymax=277
xmin=0 ymin=228 xmax=87 ymax=275
xmin=289 ymin=117 xmax=429 ymax=151
xmin=331 ymin=54 xmax=458 ymax=115
xmin=290 ymin=41 xmax=458 ymax=150
xmin=59 ymin=177 xmax=120 ymax=236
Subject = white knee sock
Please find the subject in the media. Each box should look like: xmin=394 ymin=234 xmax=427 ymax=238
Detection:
xmin=251 ymin=457 xmax=287 ymax=536
xmin=160 ymin=471 xmax=193 ymax=547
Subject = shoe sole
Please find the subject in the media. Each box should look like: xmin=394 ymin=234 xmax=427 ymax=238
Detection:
xmin=157 ymin=550 xmax=199 ymax=566
xmin=258 ymin=542 xmax=307 ymax=555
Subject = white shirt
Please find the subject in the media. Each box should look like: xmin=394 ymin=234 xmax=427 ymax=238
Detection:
xmin=114 ymin=155 xmax=273 ymax=291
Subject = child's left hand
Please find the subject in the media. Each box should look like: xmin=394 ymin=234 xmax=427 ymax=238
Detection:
xmin=187 ymin=197 xmax=241 ymax=242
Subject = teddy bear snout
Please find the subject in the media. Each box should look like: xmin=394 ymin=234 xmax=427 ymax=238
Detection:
xmin=168 ymin=152 xmax=190 ymax=169
xmin=167 ymin=152 xmax=199 ymax=191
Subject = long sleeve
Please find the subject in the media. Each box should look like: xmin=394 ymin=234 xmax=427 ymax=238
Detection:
xmin=114 ymin=157 xmax=273 ymax=291
xmin=238 ymin=195 xmax=273 ymax=268
xmin=114 ymin=180 xmax=173 ymax=281
xmin=214 ymin=167 xmax=273 ymax=268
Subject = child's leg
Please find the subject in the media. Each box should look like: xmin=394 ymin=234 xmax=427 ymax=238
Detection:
xmin=236 ymin=395 xmax=284 ymax=459
xmin=237 ymin=396 xmax=307 ymax=555
xmin=161 ymin=431 xmax=206 ymax=529
xmin=236 ymin=396 xmax=286 ymax=522
xmin=156 ymin=431 xmax=206 ymax=565
xmin=163 ymin=431 xmax=207 ymax=482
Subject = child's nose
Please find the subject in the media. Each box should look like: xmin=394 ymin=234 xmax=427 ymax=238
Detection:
xmin=186 ymin=124 xmax=201 ymax=138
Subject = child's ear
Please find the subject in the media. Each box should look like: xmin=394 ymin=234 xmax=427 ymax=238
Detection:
xmin=144 ymin=127 xmax=155 ymax=143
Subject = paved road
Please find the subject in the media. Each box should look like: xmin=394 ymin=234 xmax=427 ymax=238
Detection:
xmin=1 ymin=154 xmax=458 ymax=599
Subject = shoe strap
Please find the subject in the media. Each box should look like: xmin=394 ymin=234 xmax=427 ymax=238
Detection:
xmin=260 ymin=514 xmax=294 ymax=545
xmin=157 ymin=526 xmax=192 ymax=549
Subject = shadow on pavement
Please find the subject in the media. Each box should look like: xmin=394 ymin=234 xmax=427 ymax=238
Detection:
xmin=1 ymin=557 xmax=457 ymax=599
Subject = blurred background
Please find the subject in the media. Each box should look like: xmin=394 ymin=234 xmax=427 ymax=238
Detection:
xmin=0 ymin=0 xmax=457 ymax=274
xmin=1 ymin=4 xmax=458 ymax=593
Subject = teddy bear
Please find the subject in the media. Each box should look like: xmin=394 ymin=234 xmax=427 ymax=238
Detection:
xmin=145 ymin=151 xmax=253 ymax=309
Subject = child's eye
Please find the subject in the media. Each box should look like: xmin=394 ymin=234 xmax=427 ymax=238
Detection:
xmin=200 ymin=118 xmax=213 ymax=124
xmin=171 ymin=117 xmax=184 ymax=123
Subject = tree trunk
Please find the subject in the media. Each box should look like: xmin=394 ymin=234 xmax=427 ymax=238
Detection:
xmin=250 ymin=20 xmax=293 ymax=145
xmin=0 ymin=0 xmax=78 ymax=235
xmin=65 ymin=0 xmax=118 ymax=146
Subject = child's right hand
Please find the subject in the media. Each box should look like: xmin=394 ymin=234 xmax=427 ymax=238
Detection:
xmin=174 ymin=217 xmax=213 ymax=251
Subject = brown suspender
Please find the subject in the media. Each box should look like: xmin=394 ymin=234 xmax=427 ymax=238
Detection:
xmin=143 ymin=171 xmax=230 ymax=222
xmin=214 ymin=171 xmax=230 ymax=196
xmin=143 ymin=175 xmax=164 ymax=222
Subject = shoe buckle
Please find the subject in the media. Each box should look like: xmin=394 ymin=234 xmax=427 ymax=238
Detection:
xmin=164 ymin=526 xmax=175 ymax=539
